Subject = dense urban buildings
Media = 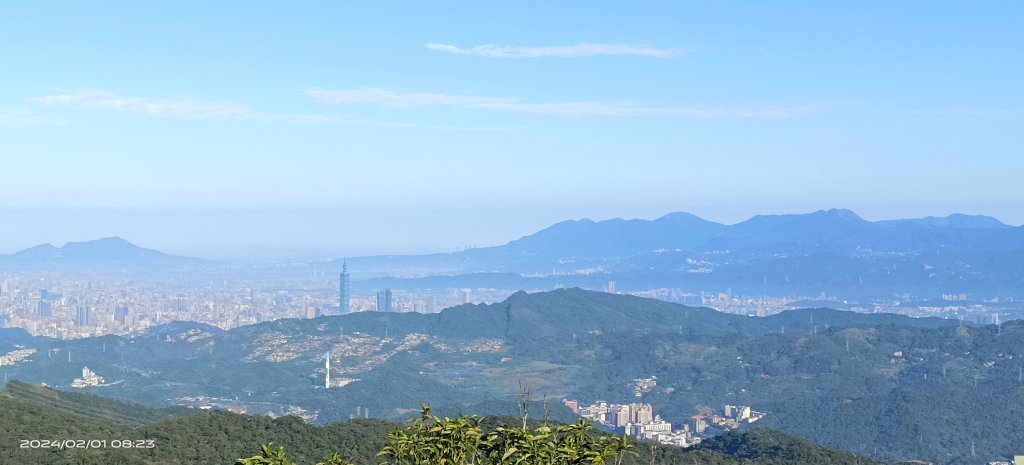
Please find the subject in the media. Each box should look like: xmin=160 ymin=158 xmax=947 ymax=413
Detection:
xmin=0 ymin=264 xmax=1018 ymax=339
xmin=568 ymin=397 xmax=765 ymax=447
xmin=0 ymin=271 xmax=516 ymax=339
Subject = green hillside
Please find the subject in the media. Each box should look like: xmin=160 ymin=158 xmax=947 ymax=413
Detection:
xmin=1 ymin=379 xmax=191 ymax=426
xmin=6 ymin=289 xmax=1022 ymax=463
xmin=0 ymin=382 xmax=890 ymax=465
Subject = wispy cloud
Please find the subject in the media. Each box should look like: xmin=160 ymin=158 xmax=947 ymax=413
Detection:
xmin=34 ymin=89 xmax=339 ymax=124
xmin=308 ymin=87 xmax=514 ymax=108
xmin=309 ymin=88 xmax=828 ymax=119
xmin=425 ymin=42 xmax=681 ymax=58
xmin=0 ymin=109 xmax=64 ymax=127
xmin=425 ymin=125 xmax=526 ymax=132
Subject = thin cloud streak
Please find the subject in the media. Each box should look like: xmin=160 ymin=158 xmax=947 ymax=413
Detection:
xmin=309 ymin=88 xmax=830 ymax=119
xmin=425 ymin=42 xmax=681 ymax=58
xmin=34 ymin=89 xmax=340 ymax=124
xmin=307 ymin=88 xmax=514 ymax=108
xmin=425 ymin=125 xmax=526 ymax=132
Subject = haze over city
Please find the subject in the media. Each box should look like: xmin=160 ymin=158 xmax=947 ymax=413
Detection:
xmin=4 ymin=3 xmax=1024 ymax=465
xmin=1 ymin=2 xmax=1022 ymax=258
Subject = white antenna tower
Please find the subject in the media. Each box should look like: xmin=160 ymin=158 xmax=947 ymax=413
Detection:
xmin=325 ymin=351 xmax=331 ymax=389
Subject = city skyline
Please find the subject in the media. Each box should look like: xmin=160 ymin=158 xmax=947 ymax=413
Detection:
xmin=2 ymin=2 xmax=1021 ymax=258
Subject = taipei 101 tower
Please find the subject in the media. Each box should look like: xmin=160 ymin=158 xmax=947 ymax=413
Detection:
xmin=339 ymin=260 xmax=350 ymax=314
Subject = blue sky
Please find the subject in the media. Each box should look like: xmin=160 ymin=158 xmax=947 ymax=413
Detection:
xmin=1 ymin=2 xmax=1021 ymax=258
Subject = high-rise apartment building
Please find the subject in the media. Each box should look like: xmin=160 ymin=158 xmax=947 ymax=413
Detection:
xmin=616 ymin=405 xmax=631 ymax=428
xmin=36 ymin=300 xmax=53 ymax=317
xmin=377 ymin=288 xmax=392 ymax=312
xmin=115 ymin=306 xmax=130 ymax=325
xmin=634 ymin=403 xmax=653 ymax=424
xmin=76 ymin=305 xmax=90 ymax=326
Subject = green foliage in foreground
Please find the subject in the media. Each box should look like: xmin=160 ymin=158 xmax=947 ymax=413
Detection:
xmin=236 ymin=444 xmax=354 ymax=465
xmin=237 ymin=403 xmax=633 ymax=465
xmin=3 ymin=380 xmax=893 ymax=465
xmin=377 ymin=403 xmax=633 ymax=465
xmin=233 ymin=403 xmax=894 ymax=465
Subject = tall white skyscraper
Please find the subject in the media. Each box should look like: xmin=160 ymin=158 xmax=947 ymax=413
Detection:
xmin=325 ymin=351 xmax=331 ymax=388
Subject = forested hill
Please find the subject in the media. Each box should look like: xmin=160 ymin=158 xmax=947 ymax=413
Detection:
xmin=8 ymin=289 xmax=1022 ymax=464
xmin=0 ymin=381 xmax=892 ymax=465
xmin=0 ymin=380 xmax=192 ymax=426
xmin=297 ymin=287 xmax=956 ymax=344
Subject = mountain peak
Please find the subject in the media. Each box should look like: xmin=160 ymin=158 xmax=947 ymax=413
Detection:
xmin=924 ymin=213 xmax=1008 ymax=229
xmin=61 ymin=236 xmax=154 ymax=256
xmin=0 ymin=237 xmax=200 ymax=270
xmin=65 ymin=236 xmax=136 ymax=248
xmin=739 ymin=209 xmax=868 ymax=228
xmin=12 ymin=243 xmax=59 ymax=259
xmin=94 ymin=236 xmax=131 ymax=243
xmin=877 ymin=213 xmax=1010 ymax=229
xmin=813 ymin=208 xmax=864 ymax=221
xmin=655 ymin=211 xmax=720 ymax=225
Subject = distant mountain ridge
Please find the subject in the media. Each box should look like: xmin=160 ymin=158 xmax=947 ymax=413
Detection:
xmin=878 ymin=213 xmax=1011 ymax=229
xmin=0 ymin=236 xmax=202 ymax=271
xmin=3 ymin=210 xmax=1022 ymax=297
xmin=344 ymin=209 xmax=1019 ymax=266
xmin=338 ymin=209 xmax=1024 ymax=297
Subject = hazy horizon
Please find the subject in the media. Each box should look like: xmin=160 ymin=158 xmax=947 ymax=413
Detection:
xmin=0 ymin=207 xmax=1018 ymax=260
xmin=2 ymin=2 xmax=1021 ymax=258
xmin=4 ymin=4 xmax=1023 ymax=463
